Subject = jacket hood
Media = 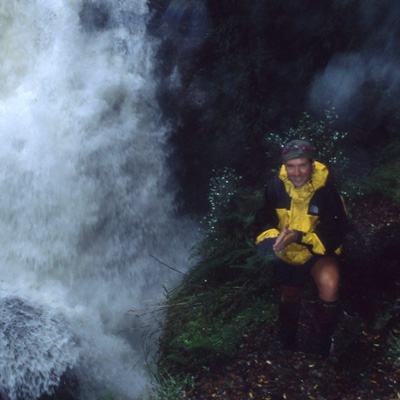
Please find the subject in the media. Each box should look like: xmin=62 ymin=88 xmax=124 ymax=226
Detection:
xmin=279 ymin=161 xmax=329 ymax=194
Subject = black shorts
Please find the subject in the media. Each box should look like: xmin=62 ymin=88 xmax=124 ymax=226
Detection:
xmin=275 ymin=255 xmax=333 ymax=287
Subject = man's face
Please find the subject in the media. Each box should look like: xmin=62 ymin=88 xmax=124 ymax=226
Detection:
xmin=285 ymin=158 xmax=314 ymax=188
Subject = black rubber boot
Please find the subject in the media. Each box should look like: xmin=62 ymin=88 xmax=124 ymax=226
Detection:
xmin=306 ymin=299 xmax=340 ymax=358
xmin=276 ymin=300 xmax=301 ymax=351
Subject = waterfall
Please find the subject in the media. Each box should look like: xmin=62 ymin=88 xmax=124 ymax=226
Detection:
xmin=0 ymin=1 xmax=196 ymax=399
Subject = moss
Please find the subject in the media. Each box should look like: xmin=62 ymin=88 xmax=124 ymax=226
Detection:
xmin=365 ymin=161 xmax=400 ymax=203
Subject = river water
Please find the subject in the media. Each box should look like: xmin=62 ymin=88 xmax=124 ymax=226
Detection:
xmin=0 ymin=1 xmax=195 ymax=399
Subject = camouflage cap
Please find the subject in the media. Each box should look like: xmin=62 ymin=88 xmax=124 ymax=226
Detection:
xmin=281 ymin=139 xmax=316 ymax=161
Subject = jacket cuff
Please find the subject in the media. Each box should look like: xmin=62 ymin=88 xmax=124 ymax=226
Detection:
xmin=257 ymin=238 xmax=274 ymax=255
xmin=295 ymin=230 xmax=304 ymax=244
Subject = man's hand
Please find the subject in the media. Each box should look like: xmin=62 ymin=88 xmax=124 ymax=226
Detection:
xmin=273 ymin=223 xmax=299 ymax=251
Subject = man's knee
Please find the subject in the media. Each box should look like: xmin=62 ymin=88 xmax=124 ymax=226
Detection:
xmin=312 ymin=258 xmax=339 ymax=282
xmin=320 ymin=268 xmax=340 ymax=291
xmin=311 ymin=258 xmax=340 ymax=301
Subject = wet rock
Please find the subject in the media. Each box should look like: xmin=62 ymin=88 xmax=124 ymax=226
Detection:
xmin=0 ymin=297 xmax=79 ymax=400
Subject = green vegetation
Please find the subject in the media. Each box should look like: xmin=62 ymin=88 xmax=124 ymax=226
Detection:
xmin=361 ymin=140 xmax=400 ymax=202
xmin=147 ymin=371 xmax=196 ymax=400
xmin=159 ymin=168 xmax=277 ymax=370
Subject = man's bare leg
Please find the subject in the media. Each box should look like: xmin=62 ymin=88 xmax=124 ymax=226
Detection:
xmin=310 ymin=256 xmax=340 ymax=302
xmin=308 ymin=257 xmax=341 ymax=357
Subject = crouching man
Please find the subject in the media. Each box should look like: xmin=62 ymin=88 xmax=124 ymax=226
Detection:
xmin=255 ymin=139 xmax=348 ymax=357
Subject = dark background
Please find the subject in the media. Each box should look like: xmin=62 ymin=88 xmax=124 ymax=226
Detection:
xmin=147 ymin=0 xmax=400 ymax=213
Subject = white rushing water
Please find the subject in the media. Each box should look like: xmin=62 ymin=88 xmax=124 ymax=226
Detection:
xmin=0 ymin=1 xmax=196 ymax=399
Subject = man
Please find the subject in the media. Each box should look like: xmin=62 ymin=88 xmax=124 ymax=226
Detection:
xmin=255 ymin=139 xmax=348 ymax=357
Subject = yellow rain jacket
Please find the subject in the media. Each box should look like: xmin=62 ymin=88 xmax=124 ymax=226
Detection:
xmin=255 ymin=161 xmax=347 ymax=266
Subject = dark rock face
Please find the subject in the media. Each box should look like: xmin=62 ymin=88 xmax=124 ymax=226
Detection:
xmin=37 ymin=371 xmax=80 ymax=400
xmin=147 ymin=0 xmax=400 ymax=215
xmin=341 ymin=196 xmax=400 ymax=323
xmin=344 ymin=196 xmax=400 ymax=263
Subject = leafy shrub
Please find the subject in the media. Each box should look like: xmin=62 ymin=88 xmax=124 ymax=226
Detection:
xmin=189 ymin=167 xmax=265 ymax=285
xmin=160 ymin=281 xmax=277 ymax=368
xmin=264 ymin=108 xmax=349 ymax=183
xmin=360 ymin=139 xmax=400 ymax=203
xmin=158 ymin=168 xmax=278 ymax=370
xmin=338 ymin=138 xmax=400 ymax=205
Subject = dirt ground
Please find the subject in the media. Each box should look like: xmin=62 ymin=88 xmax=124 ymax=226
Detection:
xmin=184 ymin=304 xmax=400 ymax=400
